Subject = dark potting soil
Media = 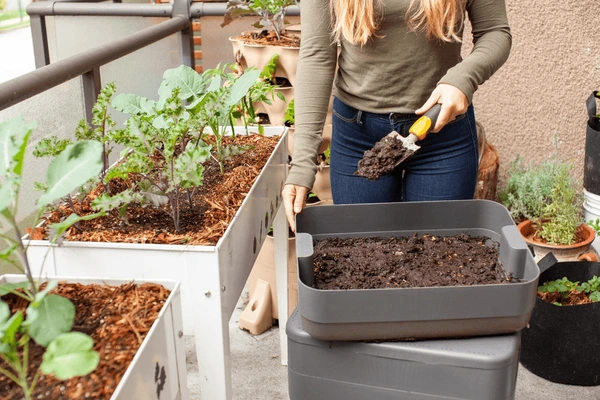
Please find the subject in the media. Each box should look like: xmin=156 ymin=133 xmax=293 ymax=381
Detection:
xmin=355 ymin=135 xmax=412 ymax=180
xmin=313 ymin=234 xmax=517 ymax=290
xmin=0 ymin=281 xmax=170 ymax=400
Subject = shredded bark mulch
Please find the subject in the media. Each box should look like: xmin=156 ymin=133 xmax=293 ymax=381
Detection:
xmin=0 ymin=281 xmax=170 ymax=400
xmin=313 ymin=234 xmax=518 ymax=290
xmin=233 ymin=30 xmax=300 ymax=48
xmin=30 ymin=134 xmax=281 ymax=246
xmin=538 ymin=290 xmax=595 ymax=306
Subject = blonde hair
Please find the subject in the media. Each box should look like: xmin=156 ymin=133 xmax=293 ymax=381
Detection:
xmin=330 ymin=0 xmax=465 ymax=46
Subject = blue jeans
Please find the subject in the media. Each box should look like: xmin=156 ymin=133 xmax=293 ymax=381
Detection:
xmin=330 ymin=97 xmax=479 ymax=204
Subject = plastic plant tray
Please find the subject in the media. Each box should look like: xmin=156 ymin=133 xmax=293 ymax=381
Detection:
xmin=295 ymin=199 xmax=539 ymax=341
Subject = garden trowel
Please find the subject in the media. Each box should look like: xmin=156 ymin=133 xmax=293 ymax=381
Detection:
xmin=356 ymin=103 xmax=442 ymax=180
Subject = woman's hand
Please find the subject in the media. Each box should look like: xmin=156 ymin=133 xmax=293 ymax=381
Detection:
xmin=415 ymin=84 xmax=469 ymax=133
xmin=282 ymin=184 xmax=310 ymax=232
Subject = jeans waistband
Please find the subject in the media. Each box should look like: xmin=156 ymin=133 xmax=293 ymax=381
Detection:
xmin=356 ymin=109 xmax=416 ymax=126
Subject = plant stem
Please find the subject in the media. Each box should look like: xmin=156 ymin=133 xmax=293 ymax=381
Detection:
xmin=186 ymin=189 xmax=194 ymax=211
xmin=0 ymin=365 xmax=22 ymax=387
xmin=6 ymin=215 xmax=37 ymax=295
xmin=27 ymin=368 xmax=42 ymax=399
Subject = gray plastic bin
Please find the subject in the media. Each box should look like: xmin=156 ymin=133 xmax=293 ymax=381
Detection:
xmin=287 ymin=309 xmax=520 ymax=400
xmin=295 ymin=200 xmax=539 ymax=340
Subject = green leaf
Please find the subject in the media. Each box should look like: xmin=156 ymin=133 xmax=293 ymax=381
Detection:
xmin=26 ymin=294 xmax=75 ymax=347
xmin=0 ymin=301 xmax=9 ymax=324
xmin=31 ymin=280 xmax=58 ymax=306
xmin=48 ymin=212 xmax=106 ymax=244
xmin=0 ymin=281 xmax=31 ymax=296
xmin=91 ymin=190 xmax=144 ymax=214
xmin=41 ymin=332 xmax=99 ymax=380
xmin=0 ymin=311 xmax=24 ymax=351
xmin=152 ymin=116 xmax=172 ymax=130
xmin=225 ymin=69 xmax=261 ymax=109
xmin=173 ymin=142 xmax=211 ymax=189
xmin=112 ymin=94 xmax=156 ymax=115
xmin=0 ymin=116 xmax=36 ymax=177
xmin=0 ymin=177 xmax=15 ymax=212
xmin=163 ymin=65 xmax=207 ymax=101
xmin=589 ymin=291 xmax=600 ymax=302
xmin=33 ymin=136 xmax=73 ymax=158
xmin=38 ymin=140 xmax=104 ymax=206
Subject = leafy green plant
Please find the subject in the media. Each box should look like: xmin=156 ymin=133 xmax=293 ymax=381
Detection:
xmin=499 ymin=156 xmax=583 ymax=245
xmin=0 ymin=116 xmax=102 ymax=399
xmin=222 ymin=0 xmax=296 ymax=41
xmin=588 ymin=218 xmax=600 ymax=234
xmin=284 ymin=98 xmax=294 ymax=126
xmin=93 ymin=64 xmax=264 ymax=232
xmin=538 ymin=276 xmax=600 ymax=306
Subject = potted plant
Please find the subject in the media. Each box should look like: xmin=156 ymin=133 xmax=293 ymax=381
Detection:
xmin=22 ymin=64 xmax=288 ymax=400
xmin=499 ymin=156 xmax=596 ymax=262
xmin=520 ymin=256 xmax=600 ymax=386
xmin=223 ymin=0 xmax=300 ymax=87
xmin=0 ymin=116 xmax=187 ymax=399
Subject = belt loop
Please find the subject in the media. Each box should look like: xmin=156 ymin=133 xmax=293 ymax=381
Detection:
xmin=356 ymin=110 xmax=364 ymax=126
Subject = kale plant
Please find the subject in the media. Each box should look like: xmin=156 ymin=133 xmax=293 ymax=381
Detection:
xmin=0 ymin=116 xmax=102 ymax=399
xmin=539 ymin=276 xmax=600 ymax=305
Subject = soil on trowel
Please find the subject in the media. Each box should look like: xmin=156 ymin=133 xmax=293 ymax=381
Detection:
xmin=355 ymin=135 xmax=411 ymax=180
xmin=313 ymin=234 xmax=518 ymax=290
xmin=234 ymin=30 xmax=300 ymax=48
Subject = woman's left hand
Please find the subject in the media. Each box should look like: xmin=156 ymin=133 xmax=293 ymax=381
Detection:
xmin=415 ymin=84 xmax=469 ymax=133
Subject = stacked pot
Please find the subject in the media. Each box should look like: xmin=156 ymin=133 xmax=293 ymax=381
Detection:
xmin=584 ymin=91 xmax=600 ymax=223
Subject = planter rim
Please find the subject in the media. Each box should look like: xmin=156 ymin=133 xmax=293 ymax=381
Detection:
xmin=22 ymin=127 xmax=287 ymax=252
xmin=517 ymin=220 xmax=596 ymax=250
xmin=227 ymin=35 xmax=300 ymax=50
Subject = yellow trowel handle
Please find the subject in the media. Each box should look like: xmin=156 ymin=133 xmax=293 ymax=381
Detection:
xmin=409 ymin=104 xmax=442 ymax=140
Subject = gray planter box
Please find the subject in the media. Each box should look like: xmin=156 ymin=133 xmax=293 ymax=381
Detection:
xmin=287 ymin=309 xmax=520 ymax=400
xmin=295 ymin=200 xmax=539 ymax=340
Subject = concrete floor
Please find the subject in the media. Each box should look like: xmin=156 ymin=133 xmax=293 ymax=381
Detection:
xmin=184 ymin=293 xmax=600 ymax=400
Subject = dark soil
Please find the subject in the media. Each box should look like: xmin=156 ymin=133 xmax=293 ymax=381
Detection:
xmin=538 ymin=290 xmax=596 ymax=306
xmin=355 ymin=134 xmax=412 ymax=180
xmin=29 ymin=134 xmax=280 ymax=246
xmin=313 ymin=234 xmax=517 ymax=290
xmin=233 ymin=30 xmax=300 ymax=48
xmin=0 ymin=281 xmax=170 ymax=400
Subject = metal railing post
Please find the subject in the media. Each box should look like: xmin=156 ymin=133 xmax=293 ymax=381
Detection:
xmin=30 ymin=15 xmax=51 ymax=68
xmin=173 ymin=0 xmax=194 ymax=69
xmin=82 ymin=67 xmax=102 ymax=125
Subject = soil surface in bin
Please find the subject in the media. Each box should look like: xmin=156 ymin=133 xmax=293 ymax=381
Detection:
xmin=0 ymin=282 xmax=170 ymax=400
xmin=313 ymin=234 xmax=518 ymax=290
xmin=30 ymin=134 xmax=280 ymax=246
xmin=356 ymin=134 xmax=411 ymax=181
xmin=233 ymin=30 xmax=300 ymax=48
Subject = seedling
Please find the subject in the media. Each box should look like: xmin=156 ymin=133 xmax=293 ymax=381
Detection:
xmin=0 ymin=116 xmax=102 ymax=399
xmin=223 ymin=0 xmax=296 ymax=41
xmin=538 ymin=276 xmax=600 ymax=306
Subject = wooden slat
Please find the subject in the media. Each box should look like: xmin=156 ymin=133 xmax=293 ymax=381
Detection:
xmin=195 ymin=65 xmax=203 ymax=73
xmin=193 ymin=37 xmax=202 ymax=46
xmin=194 ymin=50 xmax=203 ymax=60
xmin=192 ymin=21 xmax=201 ymax=31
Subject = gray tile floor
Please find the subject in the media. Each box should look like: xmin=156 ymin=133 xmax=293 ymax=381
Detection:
xmin=184 ymin=293 xmax=600 ymax=400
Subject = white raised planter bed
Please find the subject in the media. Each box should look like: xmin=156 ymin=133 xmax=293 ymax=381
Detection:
xmin=0 ymin=274 xmax=187 ymax=400
xmin=23 ymin=126 xmax=289 ymax=400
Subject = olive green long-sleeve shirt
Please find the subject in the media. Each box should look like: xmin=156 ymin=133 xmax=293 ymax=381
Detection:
xmin=287 ymin=0 xmax=512 ymax=189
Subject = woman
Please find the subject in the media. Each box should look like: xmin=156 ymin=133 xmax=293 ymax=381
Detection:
xmin=283 ymin=0 xmax=512 ymax=231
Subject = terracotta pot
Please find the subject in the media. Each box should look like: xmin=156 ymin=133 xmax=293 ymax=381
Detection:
xmin=312 ymin=165 xmax=332 ymax=202
xmin=228 ymin=36 xmax=299 ymax=87
xmin=517 ymin=220 xmax=597 ymax=262
xmin=262 ymin=86 xmax=295 ymax=126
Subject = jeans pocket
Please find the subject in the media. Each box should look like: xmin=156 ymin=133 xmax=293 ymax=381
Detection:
xmin=332 ymin=98 xmax=359 ymax=123
xmin=447 ymin=112 xmax=467 ymax=125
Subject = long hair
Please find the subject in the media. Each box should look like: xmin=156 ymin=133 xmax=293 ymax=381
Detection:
xmin=330 ymin=0 xmax=465 ymax=46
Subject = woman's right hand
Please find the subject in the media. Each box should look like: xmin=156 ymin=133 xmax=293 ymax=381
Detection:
xmin=282 ymin=184 xmax=310 ymax=232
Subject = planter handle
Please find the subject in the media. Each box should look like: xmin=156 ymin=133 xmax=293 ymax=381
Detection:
xmin=578 ymin=252 xmax=598 ymax=262
xmin=536 ymin=252 xmax=558 ymax=274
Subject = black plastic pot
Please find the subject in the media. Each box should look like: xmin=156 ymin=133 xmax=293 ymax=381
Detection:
xmin=520 ymin=259 xmax=600 ymax=386
xmin=584 ymin=91 xmax=600 ymax=195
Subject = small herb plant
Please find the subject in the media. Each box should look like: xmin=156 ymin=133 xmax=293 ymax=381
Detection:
xmin=538 ymin=276 xmax=600 ymax=305
xmin=588 ymin=218 xmax=600 ymax=234
xmin=0 ymin=116 xmax=102 ymax=399
xmin=499 ymin=156 xmax=583 ymax=245
xmin=284 ymin=99 xmax=294 ymax=126
xmin=222 ymin=0 xmax=296 ymax=41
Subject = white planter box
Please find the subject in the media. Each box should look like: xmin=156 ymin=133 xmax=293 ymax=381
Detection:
xmin=0 ymin=274 xmax=187 ymax=400
xmin=23 ymin=126 xmax=289 ymax=400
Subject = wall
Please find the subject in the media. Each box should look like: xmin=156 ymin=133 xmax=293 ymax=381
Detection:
xmin=468 ymin=0 xmax=600 ymax=189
